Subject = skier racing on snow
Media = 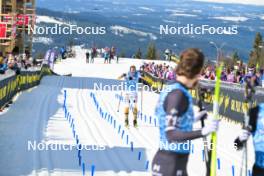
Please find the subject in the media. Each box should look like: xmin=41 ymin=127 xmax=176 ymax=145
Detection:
xmin=118 ymin=65 xmax=141 ymax=127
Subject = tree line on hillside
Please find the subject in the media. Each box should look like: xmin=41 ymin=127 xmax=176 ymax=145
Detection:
xmin=134 ymin=32 xmax=264 ymax=70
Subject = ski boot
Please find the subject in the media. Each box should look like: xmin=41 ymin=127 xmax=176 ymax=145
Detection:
xmin=133 ymin=119 xmax=138 ymax=128
xmin=124 ymin=107 xmax=129 ymax=128
xmin=125 ymin=119 xmax=129 ymax=128
xmin=133 ymin=107 xmax=138 ymax=128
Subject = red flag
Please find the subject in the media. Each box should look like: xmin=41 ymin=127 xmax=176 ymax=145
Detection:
xmin=0 ymin=23 xmax=7 ymax=38
xmin=16 ymin=14 xmax=29 ymax=26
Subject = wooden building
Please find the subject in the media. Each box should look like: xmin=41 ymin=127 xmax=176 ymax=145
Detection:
xmin=0 ymin=0 xmax=35 ymax=56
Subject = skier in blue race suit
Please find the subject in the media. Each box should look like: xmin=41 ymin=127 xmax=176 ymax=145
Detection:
xmin=118 ymin=65 xmax=141 ymax=127
xmin=235 ymin=103 xmax=264 ymax=176
xmin=152 ymin=48 xmax=219 ymax=176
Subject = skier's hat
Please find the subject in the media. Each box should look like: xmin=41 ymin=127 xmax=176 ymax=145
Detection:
xmin=130 ymin=65 xmax=136 ymax=70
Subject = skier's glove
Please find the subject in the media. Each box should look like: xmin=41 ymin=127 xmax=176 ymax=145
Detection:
xmin=201 ymin=119 xmax=220 ymax=136
xmin=194 ymin=110 xmax=207 ymax=122
xmin=234 ymin=129 xmax=251 ymax=150
xmin=238 ymin=129 xmax=251 ymax=142
xmin=117 ymin=73 xmax=126 ymax=80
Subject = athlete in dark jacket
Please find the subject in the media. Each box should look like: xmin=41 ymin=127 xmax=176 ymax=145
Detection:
xmin=152 ymin=48 xmax=219 ymax=176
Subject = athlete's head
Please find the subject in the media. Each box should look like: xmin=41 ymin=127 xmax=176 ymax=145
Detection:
xmin=130 ymin=65 xmax=136 ymax=75
xmin=176 ymin=48 xmax=204 ymax=88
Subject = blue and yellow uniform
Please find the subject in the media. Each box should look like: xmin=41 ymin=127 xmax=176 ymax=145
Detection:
xmin=253 ymin=104 xmax=264 ymax=174
xmin=119 ymin=67 xmax=141 ymax=127
xmin=152 ymin=82 xmax=195 ymax=176
xmin=156 ymin=82 xmax=194 ymax=153
xmin=236 ymin=103 xmax=264 ymax=176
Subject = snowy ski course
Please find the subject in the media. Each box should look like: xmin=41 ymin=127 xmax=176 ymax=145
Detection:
xmin=0 ymin=46 xmax=255 ymax=176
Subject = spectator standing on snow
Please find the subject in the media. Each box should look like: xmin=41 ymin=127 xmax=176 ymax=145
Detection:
xmin=110 ymin=46 xmax=115 ymax=64
xmin=86 ymin=50 xmax=90 ymax=63
xmin=91 ymin=47 xmax=97 ymax=63
xmin=104 ymin=47 xmax=110 ymax=64
xmin=60 ymin=47 xmax=67 ymax=60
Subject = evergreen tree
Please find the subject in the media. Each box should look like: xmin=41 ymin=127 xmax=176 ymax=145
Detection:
xmin=248 ymin=51 xmax=257 ymax=68
xmin=232 ymin=51 xmax=240 ymax=64
xmin=248 ymin=32 xmax=263 ymax=68
xmin=146 ymin=42 xmax=157 ymax=60
xmin=260 ymin=47 xmax=264 ymax=69
xmin=135 ymin=48 xmax=142 ymax=59
xmin=222 ymin=56 xmax=233 ymax=70
xmin=119 ymin=50 xmax=126 ymax=58
xmin=68 ymin=39 xmax=75 ymax=49
xmin=226 ymin=51 xmax=241 ymax=68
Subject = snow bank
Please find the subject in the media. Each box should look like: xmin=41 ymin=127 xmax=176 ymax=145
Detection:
xmin=110 ymin=25 xmax=157 ymax=40
xmin=211 ymin=16 xmax=249 ymax=22
xmin=170 ymin=13 xmax=198 ymax=17
xmin=194 ymin=0 xmax=264 ymax=6
xmin=36 ymin=15 xmax=71 ymax=26
xmin=33 ymin=37 xmax=53 ymax=45
xmin=139 ymin=7 xmax=155 ymax=12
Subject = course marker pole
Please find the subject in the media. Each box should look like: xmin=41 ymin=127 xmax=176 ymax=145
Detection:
xmin=131 ymin=142 xmax=134 ymax=152
xmin=145 ymin=161 xmax=149 ymax=170
xmin=232 ymin=165 xmax=235 ymax=176
xmin=79 ymin=156 xmax=82 ymax=166
xmin=82 ymin=163 xmax=85 ymax=176
xmin=91 ymin=165 xmax=95 ymax=176
xmin=217 ymin=158 xmax=220 ymax=170
xmin=121 ymin=130 xmax=124 ymax=139
xmin=138 ymin=152 xmax=142 ymax=160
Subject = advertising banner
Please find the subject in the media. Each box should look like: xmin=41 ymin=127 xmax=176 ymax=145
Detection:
xmin=140 ymin=71 xmax=264 ymax=123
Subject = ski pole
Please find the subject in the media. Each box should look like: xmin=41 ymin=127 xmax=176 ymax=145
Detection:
xmin=196 ymin=86 xmax=210 ymax=175
xmin=117 ymin=91 xmax=123 ymax=112
xmin=210 ymin=64 xmax=223 ymax=176
xmin=240 ymin=79 xmax=255 ymax=176
xmin=140 ymin=83 xmax=143 ymax=119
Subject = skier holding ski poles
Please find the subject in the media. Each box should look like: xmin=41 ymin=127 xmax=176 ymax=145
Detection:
xmin=152 ymin=48 xmax=220 ymax=176
xmin=234 ymin=79 xmax=264 ymax=176
xmin=118 ymin=65 xmax=141 ymax=127
xmin=235 ymin=104 xmax=264 ymax=176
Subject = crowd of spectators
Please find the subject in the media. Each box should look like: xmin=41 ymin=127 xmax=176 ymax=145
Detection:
xmin=140 ymin=61 xmax=264 ymax=87
xmin=84 ymin=46 xmax=119 ymax=64
xmin=0 ymin=52 xmax=35 ymax=75
xmin=201 ymin=65 xmax=264 ymax=87
xmin=140 ymin=62 xmax=176 ymax=80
